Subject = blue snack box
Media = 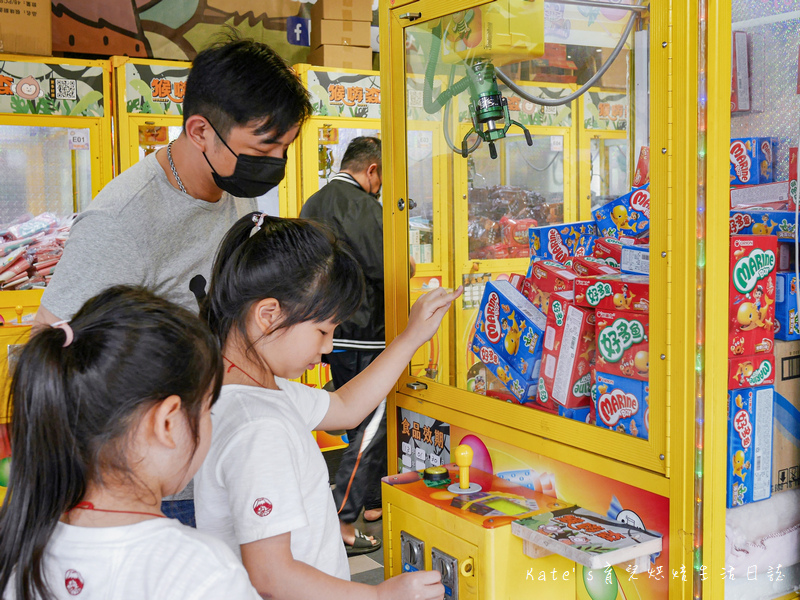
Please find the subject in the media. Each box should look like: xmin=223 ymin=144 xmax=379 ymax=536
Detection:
xmin=730 ymin=138 xmax=775 ymax=185
xmin=558 ymin=404 xmax=592 ymax=423
xmin=727 ymin=386 xmax=773 ymax=507
xmin=474 ymin=280 xmax=547 ymax=380
xmin=593 ymin=372 xmax=649 ymax=439
xmin=775 ymin=272 xmax=800 ymax=340
xmin=471 ymin=332 xmax=537 ymax=404
xmin=620 ymin=245 xmax=650 ymax=275
xmin=729 ymin=209 xmax=797 ymax=241
xmin=592 ymin=184 xmax=651 ymax=239
xmin=528 ymin=221 xmax=598 ymax=263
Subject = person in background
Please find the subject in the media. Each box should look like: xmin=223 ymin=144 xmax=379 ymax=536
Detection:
xmin=0 ymin=286 xmax=261 ymax=600
xmin=299 ymin=136 xmax=389 ymax=555
xmin=33 ymin=36 xmax=312 ymax=525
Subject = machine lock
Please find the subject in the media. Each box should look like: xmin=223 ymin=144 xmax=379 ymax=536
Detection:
xmin=431 ymin=548 xmax=459 ymax=600
xmin=400 ymin=531 xmax=425 ymax=573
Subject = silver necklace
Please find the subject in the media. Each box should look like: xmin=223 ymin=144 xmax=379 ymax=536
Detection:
xmin=167 ymin=141 xmax=187 ymax=195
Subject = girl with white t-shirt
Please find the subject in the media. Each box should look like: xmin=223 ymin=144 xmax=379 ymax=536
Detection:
xmin=195 ymin=214 xmax=460 ymax=600
xmin=0 ymin=286 xmax=260 ymax=600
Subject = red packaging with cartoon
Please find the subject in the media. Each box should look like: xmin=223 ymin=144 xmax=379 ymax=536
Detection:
xmin=525 ymin=259 xmax=576 ymax=315
xmin=591 ymin=237 xmax=624 ymax=268
xmin=540 ymin=293 xmax=596 ymax=408
xmin=571 ymin=256 xmax=621 ymax=277
xmin=594 ymin=309 xmax=649 ymax=381
xmin=593 ymin=371 xmax=649 ymax=439
xmin=574 ymin=273 xmax=650 ymax=313
xmin=508 ymin=273 xmax=533 ymax=300
xmin=728 ymin=354 xmax=775 ymax=389
xmin=632 ymin=146 xmax=650 ymax=187
xmin=729 ymin=235 xmax=777 ymax=358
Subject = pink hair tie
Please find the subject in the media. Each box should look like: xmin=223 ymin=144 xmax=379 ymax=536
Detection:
xmin=51 ymin=320 xmax=74 ymax=347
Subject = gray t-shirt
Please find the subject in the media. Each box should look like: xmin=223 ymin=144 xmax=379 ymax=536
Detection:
xmin=42 ymin=151 xmax=257 ymax=319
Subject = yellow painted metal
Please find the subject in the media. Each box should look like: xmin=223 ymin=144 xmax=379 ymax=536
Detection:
xmin=0 ymin=324 xmax=31 ymax=424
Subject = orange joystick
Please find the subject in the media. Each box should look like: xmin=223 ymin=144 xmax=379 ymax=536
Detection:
xmin=447 ymin=444 xmax=482 ymax=495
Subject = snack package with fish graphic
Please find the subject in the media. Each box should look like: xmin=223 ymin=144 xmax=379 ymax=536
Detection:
xmin=574 ymin=273 xmax=650 ymax=313
xmin=471 ymin=331 xmax=538 ymax=404
xmin=590 ymin=237 xmax=625 ymax=268
xmin=524 ymin=259 xmax=577 ymax=315
xmin=473 ymin=280 xmax=547 ymax=381
xmin=726 ymin=386 xmax=773 ymax=507
xmin=528 ymin=221 xmax=598 ymax=262
xmin=593 ymin=371 xmax=649 ymax=439
xmin=571 ymin=255 xmax=621 ymax=277
xmin=775 ymin=272 xmax=800 ymax=340
xmin=729 ymin=210 xmax=796 ymax=242
xmin=595 ymin=309 xmax=649 ymax=382
xmin=728 ymin=235 xmax=777 ymax=358
xmin=730 ymin=137 xmax=776 ymax=185
xmin=592 ymin=184 xmax=650 ymax=239
xmin=729 ymin=354 xmax=775 ymax=389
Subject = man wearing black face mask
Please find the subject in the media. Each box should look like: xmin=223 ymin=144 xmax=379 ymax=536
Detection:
xmin=34 ymin=36 xmax=312 ymax=526
xmin=300 ymin=136 xmax=386 ymax=555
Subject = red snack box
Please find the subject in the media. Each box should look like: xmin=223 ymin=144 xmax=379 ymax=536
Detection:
xmin=591 ymin=237 xmax=624 ymax=268
xmin=526 ymin=259 xmax=577 ymax=315
xmin=574 ymin=273 xmax=650 ymax=313
xmin=571 ymin=256 xmax=621 ymax=277
xmin=632 ymin=146 xmax=650 ymax=187
xmin=790 ymin=147 xmax=798 ymax=207
xmin=729 ymin=235 xmax=777 ymax=358
xmin=728 ymin=354 xmax=775 ymax=389
xmin=540 ymin=293 xmax=596 ymax=408
xmin=595 ymin=309 xmax=649 ymax=381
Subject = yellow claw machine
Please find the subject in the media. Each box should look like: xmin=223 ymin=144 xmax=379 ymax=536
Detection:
xmin=378 ymin=0 xmax=799 ymax=598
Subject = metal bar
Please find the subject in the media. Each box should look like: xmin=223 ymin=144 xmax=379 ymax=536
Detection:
xmin=546 ymin=0 xmax=649 ymax=14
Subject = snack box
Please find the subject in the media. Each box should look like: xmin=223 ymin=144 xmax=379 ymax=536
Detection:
xmin=571 ymin=256 xmax=620 ymax=277
xmin=775 ymin=272 xmax=800 ymax=341
xmin=790 ymin=147 xmax=798 ymax=207
xmin=574 ymin=273 xmax=650 ymax=313
xmin=729 ymin=354 xmax=775 ymax=389
xmin=474 ymin=280 xmax=547 ymax=380
xmin=530 ymin=375 xmax=559 ymax=413
xmin=620 ymin=245 xmax=649 ymax=275
xmin=595 ymin=309 xmax=649 ymax=381
xmin=525 ymin=259 xmax=577 ymax=314
xmin=730 ymin=181 xmax=790 ymax=209
xmin=558 ymin=404 xmax=592 ymax=423
xmin=729 ymin=235 xmax=777 ymax=358
xmin=730 ymin=138 xmax=776 ymax=185
xmin=593 ymin=372 xmax=649 ymax=439
xmin=508 ymin=273 xmax=534 ymax=301
xmin=592 ymin=184 xmax=650 ymax=239
xmin=731 ymin=31 xmax=750 ymax=113
xmin=471 ymin=332 xmax=537 ymax=404
xmin=528 ymin=221 xmax=598 ymax=262
xmin=540 ymin=295 xmax=595 ymax=408
xmin=727 ymin=386 xmax=773 ymax=507
xmin=729 ymin=209 xmax=797 ymax=241
xmin=591 ymin=237 xmax=624 ymax=267
xmin=632 ymin=146 xmax=650 ymax=187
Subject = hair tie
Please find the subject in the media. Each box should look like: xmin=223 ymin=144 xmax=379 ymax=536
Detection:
xmin=249 ymin=212 xmax=269 ymax=238
xmin=51 ymin=320 xmax=74 ymax=347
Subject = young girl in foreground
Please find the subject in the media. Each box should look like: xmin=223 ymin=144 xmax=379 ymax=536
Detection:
xmin=195 ymin=214 xmax=459 ymax=600
xmin=0 ymin=286 xmax=260 ymax=600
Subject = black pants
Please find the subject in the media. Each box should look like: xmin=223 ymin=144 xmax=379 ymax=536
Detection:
xmin=327 ymin=350 xmax=387 ymax=524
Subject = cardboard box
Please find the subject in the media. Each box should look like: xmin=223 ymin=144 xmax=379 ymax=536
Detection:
xmin=595 ymin=309 xmax=649 ymax=381
xmin=592 ymin=185 xmax=650 ymax=239
xmin=574 ymin=273 xmax=650 ymax=313
xmin=730 ymin=181 xmax=790 ymax=209
xmin=727 ymin=386 xmax=773 ymax=507
xmin=730 ymin=138 xmax=776 ymax=185
xmin=571 ymin=256 xmax=620 ymax=277
xmin=471 ymin=332 xmax=537 ymax=405
xmin=594 ymin=372 xmax=649 ymax=439
xmin=729 ymin=209 xmax=796 ymax=241
xmin=473 ymin=280 xmax=547 ymax=381
xmin=772 ymin=340 xmax=800 ymax=493
xmin=775 ymin=272 xmax=800 ymax=340
xmin=310 ymin=19 xmax=371 ymax=49
xmin=540 ymin=298 xmax=595 ymax=408
xmin=310 ymin=0 xmax=374 ymax=22
xmin=729 ymin=354 xmax=775 ymax=389
xmin=620 ymin=245 xmax=649 ymax=275
xmin=0 ymin=2 xmax=51 ymax=56
xmin=731 ymin=31 xmax=751 ymax=112
xmin=729 ymin=235 xmax=777 ymax=358
xmin=307 ymin=45 xmax=373 ymax=70
xmin=528 ymin=221 xmax=598 ymax=263
xmin=591 ymin=237 xmax=625 ymax=268
xmin=632 ymin=146 xmax=650 ymax=188
xmin=790 ymin=147 xmax=798 ymax=207
xmin=558 ymin=404 xmax=592 ymax=423
xmin=525 ymin=259 xmax=576 ymax=314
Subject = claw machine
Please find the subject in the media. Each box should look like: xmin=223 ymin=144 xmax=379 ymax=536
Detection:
xmin=375 ymin=0 xmax=744 ymax=597
xmin=112 ymin=56 xmax=295 ymax=219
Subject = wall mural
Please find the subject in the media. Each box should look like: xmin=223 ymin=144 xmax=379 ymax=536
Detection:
xmin=51 ymin=0 xmax=373 ymax=64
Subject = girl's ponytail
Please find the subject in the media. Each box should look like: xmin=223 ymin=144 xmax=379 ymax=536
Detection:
xmin=0 ymin=327 xmax=87 ymax=600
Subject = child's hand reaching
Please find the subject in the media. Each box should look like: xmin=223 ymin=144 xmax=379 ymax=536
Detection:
xmin=402 ymin=286 xmax=463 ymax=348
xmin=377 ymin=570 xmax=444 ymax=600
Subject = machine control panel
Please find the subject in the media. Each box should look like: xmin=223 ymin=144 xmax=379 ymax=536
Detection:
xmin=431 ymin=547 xmax=459 ymax=600
xmin=400 ymin=531 xmax=425 ymax=572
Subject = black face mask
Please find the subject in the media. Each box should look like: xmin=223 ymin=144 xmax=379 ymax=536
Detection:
xmin=203 ymin=122 xmax=286 ymax=198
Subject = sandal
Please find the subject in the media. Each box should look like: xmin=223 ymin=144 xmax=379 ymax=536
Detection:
xmin=345 ymin=528 xmax=381 ymax=557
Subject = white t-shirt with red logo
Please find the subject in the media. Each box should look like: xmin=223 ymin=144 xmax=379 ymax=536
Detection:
xmin=3 ymin=518 xmax=261 ymax=599
xmin=194 ymin=380 xmax=349 ymax=580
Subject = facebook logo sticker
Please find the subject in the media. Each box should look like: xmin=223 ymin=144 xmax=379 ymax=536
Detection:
xmin=287 ymin=17 xmax=310 ymax=47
